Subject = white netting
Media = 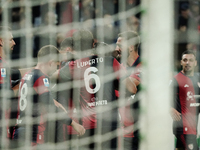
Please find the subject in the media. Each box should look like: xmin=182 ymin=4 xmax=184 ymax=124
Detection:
xmin=0 ymin=0 xmax=176 ymax=149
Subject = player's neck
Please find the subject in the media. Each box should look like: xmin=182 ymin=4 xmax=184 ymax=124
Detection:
xmin=182 ymin=70 xmax=194 ymax=76
xmin=0 ymin=47 xmax=6 ymax=60
xmin=127 ymin=52 xmax=139 ymax=67
xmin=35 ymin=63 xmax=49 ymax=76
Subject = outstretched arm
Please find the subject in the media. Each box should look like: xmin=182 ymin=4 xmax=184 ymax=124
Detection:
xmin=53 ymin=99 xmax=86 ymax=136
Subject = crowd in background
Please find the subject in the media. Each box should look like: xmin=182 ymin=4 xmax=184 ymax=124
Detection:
xmin=0 ymin=0 xmax=140 ymax=64
xmin=0 ymin=0 xmax=200 ymax=70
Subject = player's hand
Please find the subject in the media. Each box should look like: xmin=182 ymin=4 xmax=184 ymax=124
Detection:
xmin=71 ymin=120 xmax=86 ymax=136
xmin=53 ymin=99 xmax=68 ymax=113
xmin=170 ymin=108 xmax=181 ymax=121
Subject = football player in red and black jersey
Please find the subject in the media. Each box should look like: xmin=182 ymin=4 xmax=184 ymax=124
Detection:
xmin=53 ymin=29 xmax=137 ymax=149
xmin=170 ymin=50 xmax=199 ymax=150
xmin=0 ymin=26 xmax=19 ymax=148
xmin=13 ymin=45 xmax=85 ymax=149
xmin=113 ymin=31 xmax=141 ymax=150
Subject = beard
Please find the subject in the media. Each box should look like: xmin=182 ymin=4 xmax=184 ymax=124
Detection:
xmin=112 ymin=50 xmax=121 ymax=63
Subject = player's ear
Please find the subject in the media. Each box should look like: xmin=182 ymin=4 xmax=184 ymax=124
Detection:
xmin=0 ymin=38 xmax=3 ymax=47
xmin=48 ymin=60 xmax=53 ymax=67
xmin=129 ymin=45 xmax=134 ymax=53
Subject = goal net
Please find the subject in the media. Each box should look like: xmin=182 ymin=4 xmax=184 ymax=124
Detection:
xmin=0 ymin=0 xmax=180 ymax=149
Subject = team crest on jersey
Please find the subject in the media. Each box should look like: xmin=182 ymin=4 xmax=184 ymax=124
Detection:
xmin=188 ymin=144 xmax=193 ymax=150
xmin=198 ymin=82 xmax=200 ymax=88
xmin=43 ymin=78 xmax=49 ymax=87
xmin=1 ymin=68 xmax=6 ymax=77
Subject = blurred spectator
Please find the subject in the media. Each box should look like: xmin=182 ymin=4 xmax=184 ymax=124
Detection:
xmin=80 ymin=0 xmax=95 ymax=21
xmin=103 ymin=0 xmax=118 ymax=15
xmin=33 ymin=11 xmax=58 ymax=58
xmin=189 ymin=1 xmax=200 ymax=23
xmin=126 ymin=15 xmax=140 ymax=32
xmin=60 ymin=0 xmax=73 ymax=24
xmin=178 ymin=3 xmax=190 ymax=31
xmin=126 ymin=0 xmax=137 ymax=10
xmin=102 ymin=14 xmax=117 ymax=44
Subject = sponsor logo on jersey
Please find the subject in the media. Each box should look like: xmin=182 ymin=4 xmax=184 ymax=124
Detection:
xmin=190 ymin=103 xmax=200 ymax=107
xmin=128 ymin=94 xmax=135 ymax=101
xmin=43 ymin=78 xmax=49 ymax=87
xmin=1 ymin=68 xmax=6 ymax=77
xmin=198 ymin=82 xmax=200 ymax=88
xmin=186 ymin=91 xmax=194 ymax=101
xmin=23 ymin=74 xmax=32 ymax=80
xmin=184 ymin=84 xmax=189 ymax=87
xmin=87 ymin=100 xmax=108 ymax=107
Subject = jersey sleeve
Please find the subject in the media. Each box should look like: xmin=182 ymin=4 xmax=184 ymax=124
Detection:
xmin=170 ymin=78 xmax=179 ymax=108
xmin=33 ymin=76 xmax=49 ymax=95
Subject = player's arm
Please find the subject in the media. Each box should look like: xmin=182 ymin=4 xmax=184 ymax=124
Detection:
xmin=113 ymin=58 xmax=137 ymax=94
xmin=169 ymin=78 xmax=181 ymax=121
xmin=53 ymin=99 xmax=85 ymax=136
xmin=123 ymin=76 xmax=138 ymax=94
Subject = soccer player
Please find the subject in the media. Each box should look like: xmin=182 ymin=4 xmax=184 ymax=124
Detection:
xmin=13 ymin=45 xmax=85 ymax=149
xmin=55 ymin=37 xmax=78 ymax=144
xmin=0 ymin=26 xmax=18 ymax=147
xmin=170 ymin=50 xmax=199 ymax=150
xmin=114 ymin=31 xmax=141 ymax=150
xmin=59 ymin=37 xmax=74 ymax=68
xmin=54 ymin=29 xmax=137 ymax=149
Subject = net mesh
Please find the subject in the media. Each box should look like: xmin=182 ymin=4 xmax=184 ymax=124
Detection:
xmin=0 ymin=0 xmax=192 ymax=149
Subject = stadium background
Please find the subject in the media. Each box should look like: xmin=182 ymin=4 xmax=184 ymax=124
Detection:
xmin=0 ymin=0 xmax=200 ymax=149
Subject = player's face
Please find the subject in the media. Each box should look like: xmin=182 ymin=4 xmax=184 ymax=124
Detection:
xmin=113 ymin=37 xmax=122 ymax=60
xmin=1 ymin=32 xmax=16 ymax=55
xmin=49 ymin=60 xmax=58 ymax=76
xmin=181 ymin=54 xmax=197 ymax=75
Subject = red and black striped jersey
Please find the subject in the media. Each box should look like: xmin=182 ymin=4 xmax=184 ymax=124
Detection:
xmin=16 ymin=69 xmax=51 ymax=143
xmin=119 ymin=55 xmax=142 ymax=138
xmin=59 ymin=55 xmax=125 ymax=131
xmin=172 ymin=72 xmax=200 ymax=135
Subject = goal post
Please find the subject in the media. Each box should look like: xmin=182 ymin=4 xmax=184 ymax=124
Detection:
xmin=140 ymin=0 xmax=174 ymax=149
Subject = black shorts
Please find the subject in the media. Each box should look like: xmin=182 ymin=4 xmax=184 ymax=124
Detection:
xmin=175 ymin=134 xmax=198 ymax=150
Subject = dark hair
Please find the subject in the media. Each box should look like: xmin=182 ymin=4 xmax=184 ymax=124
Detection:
xmin=181 ymin=50 xmax=196 ymax=59
xmin=72 ymin=29 xmax=94 ymax=52
xmin=60 ymin=37 xmax=73 ymax=51
xmin=37 ymin=45 xmax=59 ymax=63
xmin=94 ymin=42 xmax=112 ymax=56
xmin=118 ymin=31 xmax=140 ymax=51
xmin=0 ymin=26 xmax=12 ymax=37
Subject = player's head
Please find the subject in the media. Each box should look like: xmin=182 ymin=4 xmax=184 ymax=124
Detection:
xmin=0 ymin=26 xmax=16 ymax=54
xmin=37 ymin=45 xmax=59 ymax=76
xmin=181 ymin=50 xmax=197 ymax=75
xmin=59 ymin=37 xmax=74 ymax=61
xmin=114 ymin=31 xmax=140 ymax=62
xmin=60 ymin=37 xmax=73 ymax=52
xmin=72 ymin=29 xmax=94 ymax=56
xmin=94 ymin=42 xmax=112 ymax=56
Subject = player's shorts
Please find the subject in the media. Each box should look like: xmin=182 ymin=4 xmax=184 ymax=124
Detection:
xmin=175 ymin=134 xmax=198 ymax=150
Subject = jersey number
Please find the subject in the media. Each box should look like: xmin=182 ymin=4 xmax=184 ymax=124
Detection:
xmin=19 ymin=83 xmax=28 ymax=111
xmin=84 ymin=67 xmax=100 ymax=94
